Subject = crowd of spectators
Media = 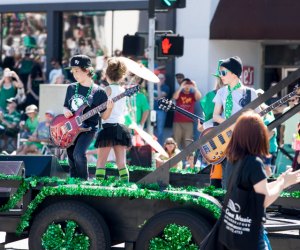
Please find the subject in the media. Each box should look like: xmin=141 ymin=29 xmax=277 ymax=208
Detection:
xmin=1 ymin=31 xmax=298 ymax=175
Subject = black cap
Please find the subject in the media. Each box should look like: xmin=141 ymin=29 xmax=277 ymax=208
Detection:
xmin=175 ymin=73 xmax=184 ymax=78
xmin=6 ymin=97 xmax=17 ymax=104
xmin=67 ymin=54 xmax=92 ymax=68
xmin=220 ymin=56 xmax=243 ymax=77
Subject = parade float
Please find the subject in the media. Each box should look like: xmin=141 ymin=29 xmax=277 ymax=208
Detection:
xmin=0 ymin=67 xmax=299 ymax=250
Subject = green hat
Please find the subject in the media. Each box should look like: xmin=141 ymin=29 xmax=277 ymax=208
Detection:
xmin=212 ymin=59 xmax=224 ymax=78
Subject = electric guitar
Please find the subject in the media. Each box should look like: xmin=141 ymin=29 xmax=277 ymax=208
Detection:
xmin=158 ymin=87 xmax=299 ymax=164
xmin=158 ymin=98 xmax=204 ymax=123
xmin=50 ymin=85 xmax=140 ymax=149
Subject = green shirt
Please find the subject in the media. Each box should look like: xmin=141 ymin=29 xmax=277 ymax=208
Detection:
xmin=263 ymin=112 xmax=278 ymax=154
xmin=0 ymin=84 xmax=17 ymax=111
xmin=200 ymin=90 xmax=216 ymax=121
xmin=135 ymin=93 xmax=150 ymax=125
xmin=25 ymin=116 xmax=39 ymax=134
xmin=2 ymin=110 xmax=21 ymax=135
xmin=3 ymin=111 xmax=20 ymax=126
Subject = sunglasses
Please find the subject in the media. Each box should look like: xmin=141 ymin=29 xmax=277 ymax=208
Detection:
xmin=165 ymin=142 xmax=174 ymax=145
xmin=219 ymin=69 xmax=230 ymax=77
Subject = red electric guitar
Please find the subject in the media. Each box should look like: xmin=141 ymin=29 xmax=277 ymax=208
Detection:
xmin=50 ymin=85 xmax=139 ymax=149
xmin=158 ymin=87 xmax=298 ymax=164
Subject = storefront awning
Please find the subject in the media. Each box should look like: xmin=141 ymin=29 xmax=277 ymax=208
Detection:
xmin=210 ymin=0 xmax=300 ymax=40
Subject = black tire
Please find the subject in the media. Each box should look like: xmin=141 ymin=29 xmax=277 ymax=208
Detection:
xmin=29 ymin=201 xmax=111 ymax=250
xmin=135 ymin=209 xmax=212 ymax=250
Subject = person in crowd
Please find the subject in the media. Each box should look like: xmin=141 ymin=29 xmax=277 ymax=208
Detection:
xmin=172 ymin=78 xmax=201 ymax=149
xmin=16 ymin=50 xmax=34 ymax=89
xmin=49 ymin=58 xmax=64 ymax=84
xmin=222 ymin=110 xmax=300 ymax=249
xmin=280 ymin=96 xmax=300 ymax=149
xmin=266 ymin=82 xmax=285 ymax=146
xmin=63 ymin=54 xmax=112 ymax=180
xmin=175 ymin=73 xmax=185 ymax=85
xmin=184 ymin=152 xmax=201 ymax=170
xmin=292 ymin=122 xmax=300 ymax=171
xmin=20 ymin=104 xmax=39 ymax=138
xmin=17 ymin=110 xmax=55 ymax=155
xmin=197 ymin=61 xmax=225 ymax=188
xmin=154 ymin=73 xmax=170 ymax=145
xmin=155 ymin=137 xmax=182 ymax=170
xmin=95 ymin=57 xmax=132 ymax=182
xmin=256 ymin=89 xmax=278 ymax=176
xmin=199 ymin=60 xmax=225 ymax=130
xmin=0 ymin=98 xmax=21 ymax=151
xmin=0 ymin=68 xmax=23 ymax=112
xmin=124 ymin=72 xmax=149 ymax=130
xmin=25 ymin=59 xmax=45 ymax=107
xmin=212 ymin=56 xmax=258 ymax=188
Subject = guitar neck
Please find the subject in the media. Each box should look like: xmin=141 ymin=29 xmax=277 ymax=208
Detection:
xmin=174 ymin=105 xmax=204 ymax=123
xmin=80 ymin=92 xmax=126 ymax=122
xmin=259 ymin=89 xmax=297 ymax=117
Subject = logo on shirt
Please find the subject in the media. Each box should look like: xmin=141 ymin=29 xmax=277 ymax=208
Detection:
xmin=70 ymin=95 xmax=84 ymax=111
xmin=180 ymin=96 xmax=193 ymax=104
xmin=227 ymin=199 xmax=241 ymax=213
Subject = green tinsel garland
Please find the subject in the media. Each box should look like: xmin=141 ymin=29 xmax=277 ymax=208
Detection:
xmin=41 ymin=220 xmax=90 ymax=250
xmin=149 ymin=224 xmax=198 ymax=250
xmin=15 ymin=178 xmax=222 ymax=235
xmin=0 ymin=173 xmax=299 ymax=238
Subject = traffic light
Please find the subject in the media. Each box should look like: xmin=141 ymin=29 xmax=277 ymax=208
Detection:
xmin=155 ymin=0 xmax=186 ymax=9
xmin=157 ymin=35 xmax=184 ymax=57
xmin=122 ymin=35 xmax=145 ymax=56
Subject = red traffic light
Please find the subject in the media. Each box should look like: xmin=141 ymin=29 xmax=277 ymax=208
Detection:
xmin=158 ymin=35 xmax=184 ymax=57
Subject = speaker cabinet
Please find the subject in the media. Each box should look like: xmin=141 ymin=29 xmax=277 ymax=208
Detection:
xmin=0 ymin=161 xmax=24 ymax=206
xmin=0 ymin=155 xmax=68 ymax=178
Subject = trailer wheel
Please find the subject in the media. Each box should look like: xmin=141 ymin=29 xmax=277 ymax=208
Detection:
xmin=28 ymin=201 xmax=111 ymax=250
xmin=135 ymin=209 xmax=212 ymax=250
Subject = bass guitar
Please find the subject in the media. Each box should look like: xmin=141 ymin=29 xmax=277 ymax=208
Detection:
xmin=50 ymin=85 xmax=139 ymax=149
xmin=158 ymin=87 xmax=298 ymax=164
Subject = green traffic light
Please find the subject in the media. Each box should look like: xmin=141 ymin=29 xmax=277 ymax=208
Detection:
xmin=162 ymin=0 xmax=177 ymax=7
xmin=162 ymin=0 xmax=171 ymax=6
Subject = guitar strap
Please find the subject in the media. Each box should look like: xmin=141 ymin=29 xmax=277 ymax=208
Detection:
xmin=87 ymin=84 xmax=103 ymax=128
xmin=87 ymin=84 xmax=99 ymax=106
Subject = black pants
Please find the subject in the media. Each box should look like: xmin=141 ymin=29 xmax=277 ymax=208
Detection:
xmin=67 ymin=131 xmax=95 ymax=180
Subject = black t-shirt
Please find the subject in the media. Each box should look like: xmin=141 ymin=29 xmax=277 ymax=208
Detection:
xmin=227 ymin=155 xmax=267 ymax=190
xmin=64 ymin=82 xmax=108 ymax=129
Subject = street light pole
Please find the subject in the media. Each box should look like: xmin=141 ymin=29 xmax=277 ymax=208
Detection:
xmin=147 ymin=0 xmax=155 ymax=135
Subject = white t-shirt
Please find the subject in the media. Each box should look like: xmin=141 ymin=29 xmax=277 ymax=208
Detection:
xmin=213 ymin=84 xmax=258 ymax=119
xmin=103 ymin=84 xmax=127 ymax=124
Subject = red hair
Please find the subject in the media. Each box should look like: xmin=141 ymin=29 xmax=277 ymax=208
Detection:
xmin=225 ymin=111 xmax=269 ymax=163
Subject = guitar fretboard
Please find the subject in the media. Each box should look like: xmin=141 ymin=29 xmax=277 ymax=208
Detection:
xmin=175 ymin=105 xmax=204 ymax=123
xmin=258 ymin=89 xmax=297 ymax=117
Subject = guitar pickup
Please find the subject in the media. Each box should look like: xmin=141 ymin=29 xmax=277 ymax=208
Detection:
xmin=65 ymin=121 xmax=72 ymax=131
xmin=75 ymin=116 xmax=82 ymax=126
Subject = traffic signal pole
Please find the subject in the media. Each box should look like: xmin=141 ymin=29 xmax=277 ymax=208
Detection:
xmin=147 ymin=0 xmax=155 ymax=136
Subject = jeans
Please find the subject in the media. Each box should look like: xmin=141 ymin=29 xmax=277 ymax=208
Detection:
xmin=67 ymin=131 xmax=95 ymax=180
xmin=258 ymin=227 xmax=272 ymax=250
xmin=155 ymin=110 xmax=167 ymax=146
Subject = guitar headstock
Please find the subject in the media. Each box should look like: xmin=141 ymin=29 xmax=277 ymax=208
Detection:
xmin=158 ymin=98 xmax=175 ymax=112
xmin=124 ymin=85 xmax=140 ymax=97
xmin=294 ymin=84 xmax=300 ymax=95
